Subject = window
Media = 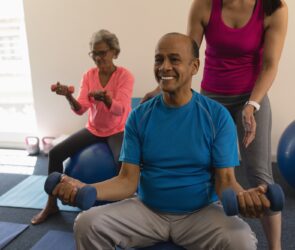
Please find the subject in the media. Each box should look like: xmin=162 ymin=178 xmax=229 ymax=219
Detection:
xmin=0 ymin=0 xmax=37 ymax=148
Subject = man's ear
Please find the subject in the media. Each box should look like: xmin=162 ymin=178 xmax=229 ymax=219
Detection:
xmin=192 ymin=58 xmax=200 ymax=75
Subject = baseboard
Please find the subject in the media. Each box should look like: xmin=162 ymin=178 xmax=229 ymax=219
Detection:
xmin=0 ymin=142 xmax=25 ymax=150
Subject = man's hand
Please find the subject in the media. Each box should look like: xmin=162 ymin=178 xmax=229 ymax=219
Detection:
xmin=237 ymin=185 xmax=271 ymax=218
xmin=242 ymin=105 xmax=257 ymax=148
xmin=52 ymin=175 xmax=85 ymax=206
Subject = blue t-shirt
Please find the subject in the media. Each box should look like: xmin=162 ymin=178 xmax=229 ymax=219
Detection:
xmin=120 ymin=90 xmax=239 ymax=213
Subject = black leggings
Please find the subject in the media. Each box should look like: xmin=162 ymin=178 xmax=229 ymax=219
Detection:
xmin=48 ymin=128 xmax=124 ymax=175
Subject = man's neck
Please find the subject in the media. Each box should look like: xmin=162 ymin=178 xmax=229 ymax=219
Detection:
xmin=162 ymin=90 xmax=193 ymax=107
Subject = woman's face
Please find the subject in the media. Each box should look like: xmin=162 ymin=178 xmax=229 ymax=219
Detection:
xmin=90 ymin=41 xmax=117 ymax=71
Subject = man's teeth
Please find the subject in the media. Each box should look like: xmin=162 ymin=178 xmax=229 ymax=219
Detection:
xmin=161 ymin=76 xmax=174 ymax=80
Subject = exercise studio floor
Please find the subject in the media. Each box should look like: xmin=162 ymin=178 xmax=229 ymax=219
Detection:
xmin=0 ymin=149 xmax=294 ymax=250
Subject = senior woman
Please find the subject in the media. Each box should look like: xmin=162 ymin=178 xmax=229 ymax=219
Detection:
xmin=31 ymin=29 xmax=134 ymax=225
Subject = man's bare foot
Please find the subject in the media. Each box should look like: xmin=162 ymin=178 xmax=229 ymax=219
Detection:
xmin=31 ymin=205 xmax=59 ymax=225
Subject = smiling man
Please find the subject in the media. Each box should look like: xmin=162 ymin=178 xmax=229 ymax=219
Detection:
xmin=53 ymin=33 xmax=271 ymax=250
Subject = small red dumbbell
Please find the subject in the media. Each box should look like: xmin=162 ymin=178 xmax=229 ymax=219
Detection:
xmin=51 ymin=83 xmax=74 ymax=94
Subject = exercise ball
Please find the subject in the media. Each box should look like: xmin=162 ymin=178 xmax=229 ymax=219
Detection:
xmin=134 ymin=242 xmax=184 ymax=250
xmin=277 ymin=120 xmax=295 ymax=189
xmin=64 ymin=142 xmax=118 ymax=184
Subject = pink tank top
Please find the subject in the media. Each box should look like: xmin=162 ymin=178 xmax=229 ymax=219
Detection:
xmin=201 ymin=0 xmax=264 ymax=95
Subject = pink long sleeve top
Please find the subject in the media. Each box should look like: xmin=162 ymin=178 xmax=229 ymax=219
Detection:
xmin=73 ymin=66 xmax=134 ymax=137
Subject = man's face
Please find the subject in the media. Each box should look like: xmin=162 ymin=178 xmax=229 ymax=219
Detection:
xmin=154 ymin=35 xmax=198 ymax=94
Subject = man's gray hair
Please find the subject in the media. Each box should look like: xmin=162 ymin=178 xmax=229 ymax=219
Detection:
xmin=89 ymin=29 xmax=120 ymax=56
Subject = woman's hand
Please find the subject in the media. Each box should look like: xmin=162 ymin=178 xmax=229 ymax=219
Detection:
xmin=88 ymin=90 xmax=112 ymax=108
xmin=140 ymin=86 xmax=161 ymax=103
xmin=242 ymin=104 xmax=257 ymax=148
xmin=52 ymin=175 xmax=85 ymax=206
xmin=88 ymin=90 xmax=106 ymax=101
xmin=51 ymin=82 xmax=73 ymax=97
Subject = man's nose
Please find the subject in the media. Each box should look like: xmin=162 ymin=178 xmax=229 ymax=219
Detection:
xmin=160 ymin=59 xmax=172 ymax=71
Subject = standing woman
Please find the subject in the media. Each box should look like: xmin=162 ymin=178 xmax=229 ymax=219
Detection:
xmin=187 ymin=0 xmax=288 ymax=249
xmin=31 ymin=29 xmax=134 ymax=224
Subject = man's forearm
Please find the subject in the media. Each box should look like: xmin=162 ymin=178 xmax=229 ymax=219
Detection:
xmin=91 ymin=175 xmax=138 ymax=201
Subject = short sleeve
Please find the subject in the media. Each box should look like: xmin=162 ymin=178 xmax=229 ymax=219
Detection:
xmin=119 ymin=110 xmax=141 ymax=165
xmin=212 ymin=107 xmax=239 ymax=168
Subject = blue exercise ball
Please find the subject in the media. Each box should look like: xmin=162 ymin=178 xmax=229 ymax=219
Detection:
xmin=64 ymin=142 xmax=118 ymax=184
xmin=134 ymin=242 xmax=184 ymax=250
xmin=277 ymin=120 xmax=295 ymax=189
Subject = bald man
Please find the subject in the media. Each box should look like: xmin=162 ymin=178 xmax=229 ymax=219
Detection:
xmin=55 ymin=33 xmax=271 ymax=250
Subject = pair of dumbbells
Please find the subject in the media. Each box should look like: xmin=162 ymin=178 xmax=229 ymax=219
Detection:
xmin=45 ymin=172 xmax=285 ymax=215
xmin=44 ymin=172 xmax=97 ymax=210
xmin=221 ymin=184 xmax=285 ymax=216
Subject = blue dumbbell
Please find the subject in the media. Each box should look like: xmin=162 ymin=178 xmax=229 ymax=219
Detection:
xmin=44 ymin=172 xmax=97 ymax=210
xmin=221 ymin=184 xmax=285 ymax=216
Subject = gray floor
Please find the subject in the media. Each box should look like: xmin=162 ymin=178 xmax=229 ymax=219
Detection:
xmin=0 ymin=153 xmax=294 ymax=250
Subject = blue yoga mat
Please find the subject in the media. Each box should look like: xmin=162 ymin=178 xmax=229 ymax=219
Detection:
xmin=31 ymin=230 xmax=125 ymax=250
xmin=0 ymin=175 xmax=80 ymax=212
xmin=31 ymin=230 xmax=76 ymax=250
xmin=30 ymin=230 xmax=179 ymax=250
xmin=0 ymin=221 xmax=29 ymax=249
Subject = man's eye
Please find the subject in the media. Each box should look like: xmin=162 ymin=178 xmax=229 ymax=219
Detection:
xmin=170 ymin=58 xmax=180 ymax=63
xmin=155 ymin=58 xmax=163 ymax=64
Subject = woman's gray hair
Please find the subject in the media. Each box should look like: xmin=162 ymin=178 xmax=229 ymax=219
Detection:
xmin=89 ymin=29 xmax=120 ymax=56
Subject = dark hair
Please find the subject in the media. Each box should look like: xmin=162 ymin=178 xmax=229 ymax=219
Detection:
xmin=263 ymin=0 xmax=282 ymax=16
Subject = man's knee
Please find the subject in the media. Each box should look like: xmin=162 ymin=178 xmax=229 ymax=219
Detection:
xmin=221 ymin=225 xmax=257 ymax=250
xmin=74 ymin=209 xmax=112 ymax=241
xmin=74 ymin=211 xmax=93 ymax=240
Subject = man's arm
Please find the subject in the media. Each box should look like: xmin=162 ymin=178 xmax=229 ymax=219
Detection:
xmin=214 ymin=167 xmax=243 ymax=196
xmin=52 ymin=162 xmax=140 ymax=204
xmin=215 ymin=167 xmax=270 ymax=218
xmin=91 ymin=162 xmax=140 ymax=201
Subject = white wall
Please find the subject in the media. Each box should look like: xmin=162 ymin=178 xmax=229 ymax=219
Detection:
xmin=23 ymin=0 xmax=294 ymax=158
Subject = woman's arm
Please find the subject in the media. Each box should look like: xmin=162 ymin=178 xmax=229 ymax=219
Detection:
xmin=187 ymin=0 xmax=211 ymax=46
xmin=51 ymin=82 xmax=82 ymax=112
xmin=65 ymin=93 xmax=81 ymax=112
xmin=247 ymin=1 xmax=288 ymax=104
xmin=242 ymin=2 xmax=288 ymax=147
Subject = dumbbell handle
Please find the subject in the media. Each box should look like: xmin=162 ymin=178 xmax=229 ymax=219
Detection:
xmin=51 ymin=84 xmax=74 ymax=94
xmin=221 ymin=184 xmax=285 ymax=216
xmin=44 ymin=172 xmax=97 ymax=210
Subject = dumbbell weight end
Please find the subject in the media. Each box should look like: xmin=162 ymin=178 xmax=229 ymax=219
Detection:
xmin=44 ymin=172 xmax=97 ymax=210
